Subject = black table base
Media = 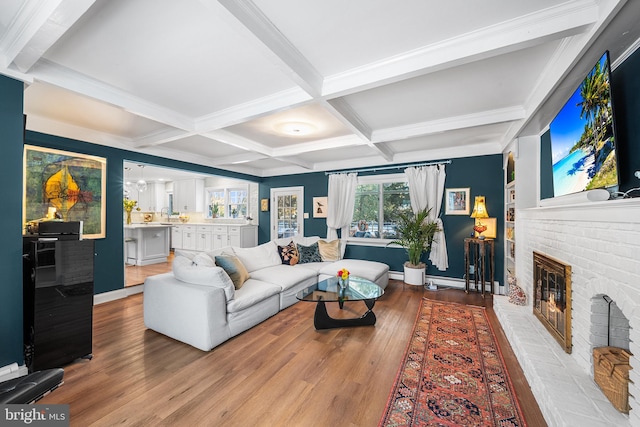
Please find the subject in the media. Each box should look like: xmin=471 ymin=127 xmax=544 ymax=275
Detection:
xmin=313 ymin=298 xmax=377 ymax=330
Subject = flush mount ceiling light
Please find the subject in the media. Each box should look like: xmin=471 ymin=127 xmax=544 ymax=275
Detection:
xmin=275 ymin=121 xmax=316 ymax=136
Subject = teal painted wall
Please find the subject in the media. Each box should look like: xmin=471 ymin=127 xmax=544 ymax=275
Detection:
xmin=611 ymin=48 xmax=640 ymax=192
xmin=260 ymin=155 xmax=505 ymax=283
xmin=25 ymin=130 xmax=260 ymax=296
xmin=0 ymin=75 xmax=25 ymax=367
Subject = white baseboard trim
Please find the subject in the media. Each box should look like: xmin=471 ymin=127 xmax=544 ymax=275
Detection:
xmin=389 ymin=271 xmax=503 ymax=293
xmin=0 ymin=363 xmax=28 ymax=382
xmin=94 ymin=284 xmax=144 ymax=305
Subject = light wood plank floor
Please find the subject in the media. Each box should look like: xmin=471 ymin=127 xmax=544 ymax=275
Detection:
xmin=125 ymin=254 xmax=173 ymax=287
xmin=40 ymin=281 xmax=546 ymax=426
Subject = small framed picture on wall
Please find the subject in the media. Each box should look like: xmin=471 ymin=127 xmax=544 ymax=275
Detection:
xmin=260 ymin=198 xmax=269 ymax=212
xmin=445 ymin=187 xmax=470 ymax=215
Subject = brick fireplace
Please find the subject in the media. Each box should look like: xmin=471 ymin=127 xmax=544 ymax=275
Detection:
xmin=494 ymin=198 xmax=640 ymax=426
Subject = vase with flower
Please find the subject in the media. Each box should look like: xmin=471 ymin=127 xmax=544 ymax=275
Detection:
xmin=337 ymin=268 xmax=350 ymax=289
xmin=123 ymin=198 xmax=137 ymax=224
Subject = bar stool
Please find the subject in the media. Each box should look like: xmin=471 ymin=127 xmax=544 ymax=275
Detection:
xmin=125 ymin=237 xmax=137 ymax=265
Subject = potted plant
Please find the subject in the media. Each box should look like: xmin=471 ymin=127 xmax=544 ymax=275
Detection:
xmin=387 ymin=207 xmax=440 ymax=286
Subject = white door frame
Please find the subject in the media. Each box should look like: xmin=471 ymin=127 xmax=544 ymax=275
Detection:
xmin=270 ymin=186 xmax=304 ymax=241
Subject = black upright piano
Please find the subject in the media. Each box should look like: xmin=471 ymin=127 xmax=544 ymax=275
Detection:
xmin=23 ymin=225 xmax=94 ymax=373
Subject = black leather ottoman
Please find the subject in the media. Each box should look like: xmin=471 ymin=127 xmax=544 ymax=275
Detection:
xmin=0 ymin=368 xmax=64 ymax=404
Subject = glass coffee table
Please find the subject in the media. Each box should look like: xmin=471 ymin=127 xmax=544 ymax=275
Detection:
xmin=296 ymin=276 xmax=384 ymax=330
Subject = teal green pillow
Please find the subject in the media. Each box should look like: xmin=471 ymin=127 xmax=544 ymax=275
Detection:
xmin=215 ymin=254 xmax=250 ymax=289
xmin=296 ymin=242 xmax=322 ymax=264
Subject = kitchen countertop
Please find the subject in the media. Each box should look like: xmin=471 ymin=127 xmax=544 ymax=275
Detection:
xmin=124 ymin=223 xmax=173 ymax=228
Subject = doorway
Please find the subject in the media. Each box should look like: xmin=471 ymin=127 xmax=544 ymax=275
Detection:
xmin=270 ymin=186 xmax=304 ymax=241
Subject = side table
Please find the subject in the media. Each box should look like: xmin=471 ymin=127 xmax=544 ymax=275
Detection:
xmin=464 ymin=237 xmax=495 ymax=296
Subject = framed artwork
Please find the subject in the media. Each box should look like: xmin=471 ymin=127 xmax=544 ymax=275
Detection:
xmin=445 ymin=187 xmax=470 ymax=215
xmin=260 ymin=198 xmax=269 ymax=212
xmin=313 ymin=196 xmax=328 ymax=218
xmin=24 ymin=145 xmax=106 ymax=238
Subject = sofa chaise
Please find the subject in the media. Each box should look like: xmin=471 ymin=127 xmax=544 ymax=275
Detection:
xmin=143 ymin=236 xmax=389 ymax=351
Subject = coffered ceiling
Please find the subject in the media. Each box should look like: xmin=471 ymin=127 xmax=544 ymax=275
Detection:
xmin=1 ymin=0 xmax=638 ymax=177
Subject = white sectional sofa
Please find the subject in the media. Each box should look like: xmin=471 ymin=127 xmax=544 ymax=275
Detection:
xmin=143 ymin=236 xmax=389 ymax=351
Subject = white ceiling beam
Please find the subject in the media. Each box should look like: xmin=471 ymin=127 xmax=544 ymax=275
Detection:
xmin=372 ymin=106 xmax=526 ymax=143
xmin=11 ymin=0 xmax=97 ymax=72
xmin=204 ymin=0 xmax=324 ymax=97
xmin=202 ymin=129 xmax=274 ymax=156
xmin=322 ymin=0 xmax=599 ymax=98
xmin=502 ymin=0 xmax=627 ymax=150
xmin=271 ymin=156 xmax=314 ymax=170
xmin=133 ymin=128 xmax=195 ymax=149
xmin=195 ymin=87 xmax=312 ymax=132
xmin=209 ymin=152 xmax=269 ymax=166
xmin=0 ymin=0 xmax=62 ymax=69
xmin=29 ymin=59 xmax=195 ymax=131
xmin=26 ymin=113 xmax=135 ymax=150
xmin=271 ymin=134 xmax=366 ymax=157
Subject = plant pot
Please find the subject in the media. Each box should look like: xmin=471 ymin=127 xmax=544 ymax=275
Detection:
xmin=403 ymin=262 xmax=426 ymax=286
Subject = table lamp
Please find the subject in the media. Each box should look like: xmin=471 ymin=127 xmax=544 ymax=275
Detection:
xmin=470 ymin=195 xmax=489 ymax=239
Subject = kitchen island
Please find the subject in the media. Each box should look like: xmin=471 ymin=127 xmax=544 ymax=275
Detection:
xmin=124 ymin=223 xmax=171 ymax=266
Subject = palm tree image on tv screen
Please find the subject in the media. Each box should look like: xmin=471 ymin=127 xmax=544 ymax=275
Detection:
xmin=549 ymin=51 xmax=618 ymax=197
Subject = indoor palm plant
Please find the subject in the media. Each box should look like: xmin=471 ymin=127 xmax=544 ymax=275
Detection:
xmin=387 ymin=207 xmax=440 ymax=285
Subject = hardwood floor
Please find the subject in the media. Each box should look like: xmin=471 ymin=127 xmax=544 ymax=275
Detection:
xmin=39 ymin=281 xmax=546 ymax=426
xmin=124 ymin=254 xmax=173 ymax=287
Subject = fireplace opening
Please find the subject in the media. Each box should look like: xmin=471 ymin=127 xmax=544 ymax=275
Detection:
xmin=533 ymin=251 xmax=572 ymax=353
xmin=590 ymin=295 xmax=630 ymax=351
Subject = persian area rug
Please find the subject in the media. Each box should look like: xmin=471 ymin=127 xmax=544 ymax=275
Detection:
xmin=379 ymin=299 xmax=527 ymax=427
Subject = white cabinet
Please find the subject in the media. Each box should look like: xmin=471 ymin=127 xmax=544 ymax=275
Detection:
xmin=171 ymin=225 xmax=183 ymax=250
xmin=124 ymin=225 xmax=170 ymax=266
xmin=171 ymin=224 xmax=258 ymax=251
xmin=182 ymin=225 xmax=197 ymax=250
xmin=173 ymin=179 xmax=205 ymax=213
xmin=228 ymin=225 xmax=257 ymax=248
xmin=212 ymin=225 xmax=228 ymax=250
xmin=196 ymin=226 xmax=213 ymax=252
xmin=136 ymin=182 xmax=165 ymax=212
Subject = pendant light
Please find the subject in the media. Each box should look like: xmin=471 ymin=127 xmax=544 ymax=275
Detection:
xmin=136 ymin=164 xmax=147 ymax=192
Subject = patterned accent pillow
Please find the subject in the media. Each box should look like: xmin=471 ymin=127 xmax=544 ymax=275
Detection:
xmin=277 ymin=241 xmax=299 ymax=266
xmin=296 ymin=242 xmax=322 ymax=264
xmin=214 ymin=254 xmax=250 ymax=289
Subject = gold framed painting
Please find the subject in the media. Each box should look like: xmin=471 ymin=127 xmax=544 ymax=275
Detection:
xmin=23 ymin=145 xmax=107 ymax=238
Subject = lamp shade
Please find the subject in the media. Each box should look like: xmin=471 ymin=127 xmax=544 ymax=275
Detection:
xmin=470 ymin=196 xmax=489 ymax=218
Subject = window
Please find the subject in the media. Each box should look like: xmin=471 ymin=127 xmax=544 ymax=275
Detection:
xmin=350 ymin=174 xmax=411 ymax=241
xmin=206 ymin=187 xmax=247 ymax=218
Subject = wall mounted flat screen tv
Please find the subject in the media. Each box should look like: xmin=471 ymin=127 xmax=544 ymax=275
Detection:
xmin=549 ymin=51 xmax=619 ymax=197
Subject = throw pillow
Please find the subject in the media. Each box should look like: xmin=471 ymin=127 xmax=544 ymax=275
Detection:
xmin=296 ymin=242 xmax=322 ymax=264
xmin=172 ymin=256 xmax=235 ymax=301
xmin=317 ymin=239 xmax=340 ymax=261
xmin=193 ymin=252 xmax=215 ymax=267
xmin=215 ymin=254 xmax=250 ymax=289
xmin=277 ymin=241 xmax=299 ymax=265
xmin=233 ymin=242 xmax=281 ymax=272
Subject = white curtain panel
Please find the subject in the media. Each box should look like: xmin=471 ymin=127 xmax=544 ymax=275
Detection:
xmin=326 ymin=173 xmax=358 ymax=242
xmin=405 ymin=166 xmax=449 ymax=270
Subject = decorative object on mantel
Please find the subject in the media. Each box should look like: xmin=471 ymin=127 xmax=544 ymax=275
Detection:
xmin=123 ymin=198 xmax=137 ymax=225
xmin=507 ymin=275 xmax=526 ymax=306
xmin=470 ymin=195 xmax=489 ymax=239
xmin=379 ymin=300 xmax=526 ymax=426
